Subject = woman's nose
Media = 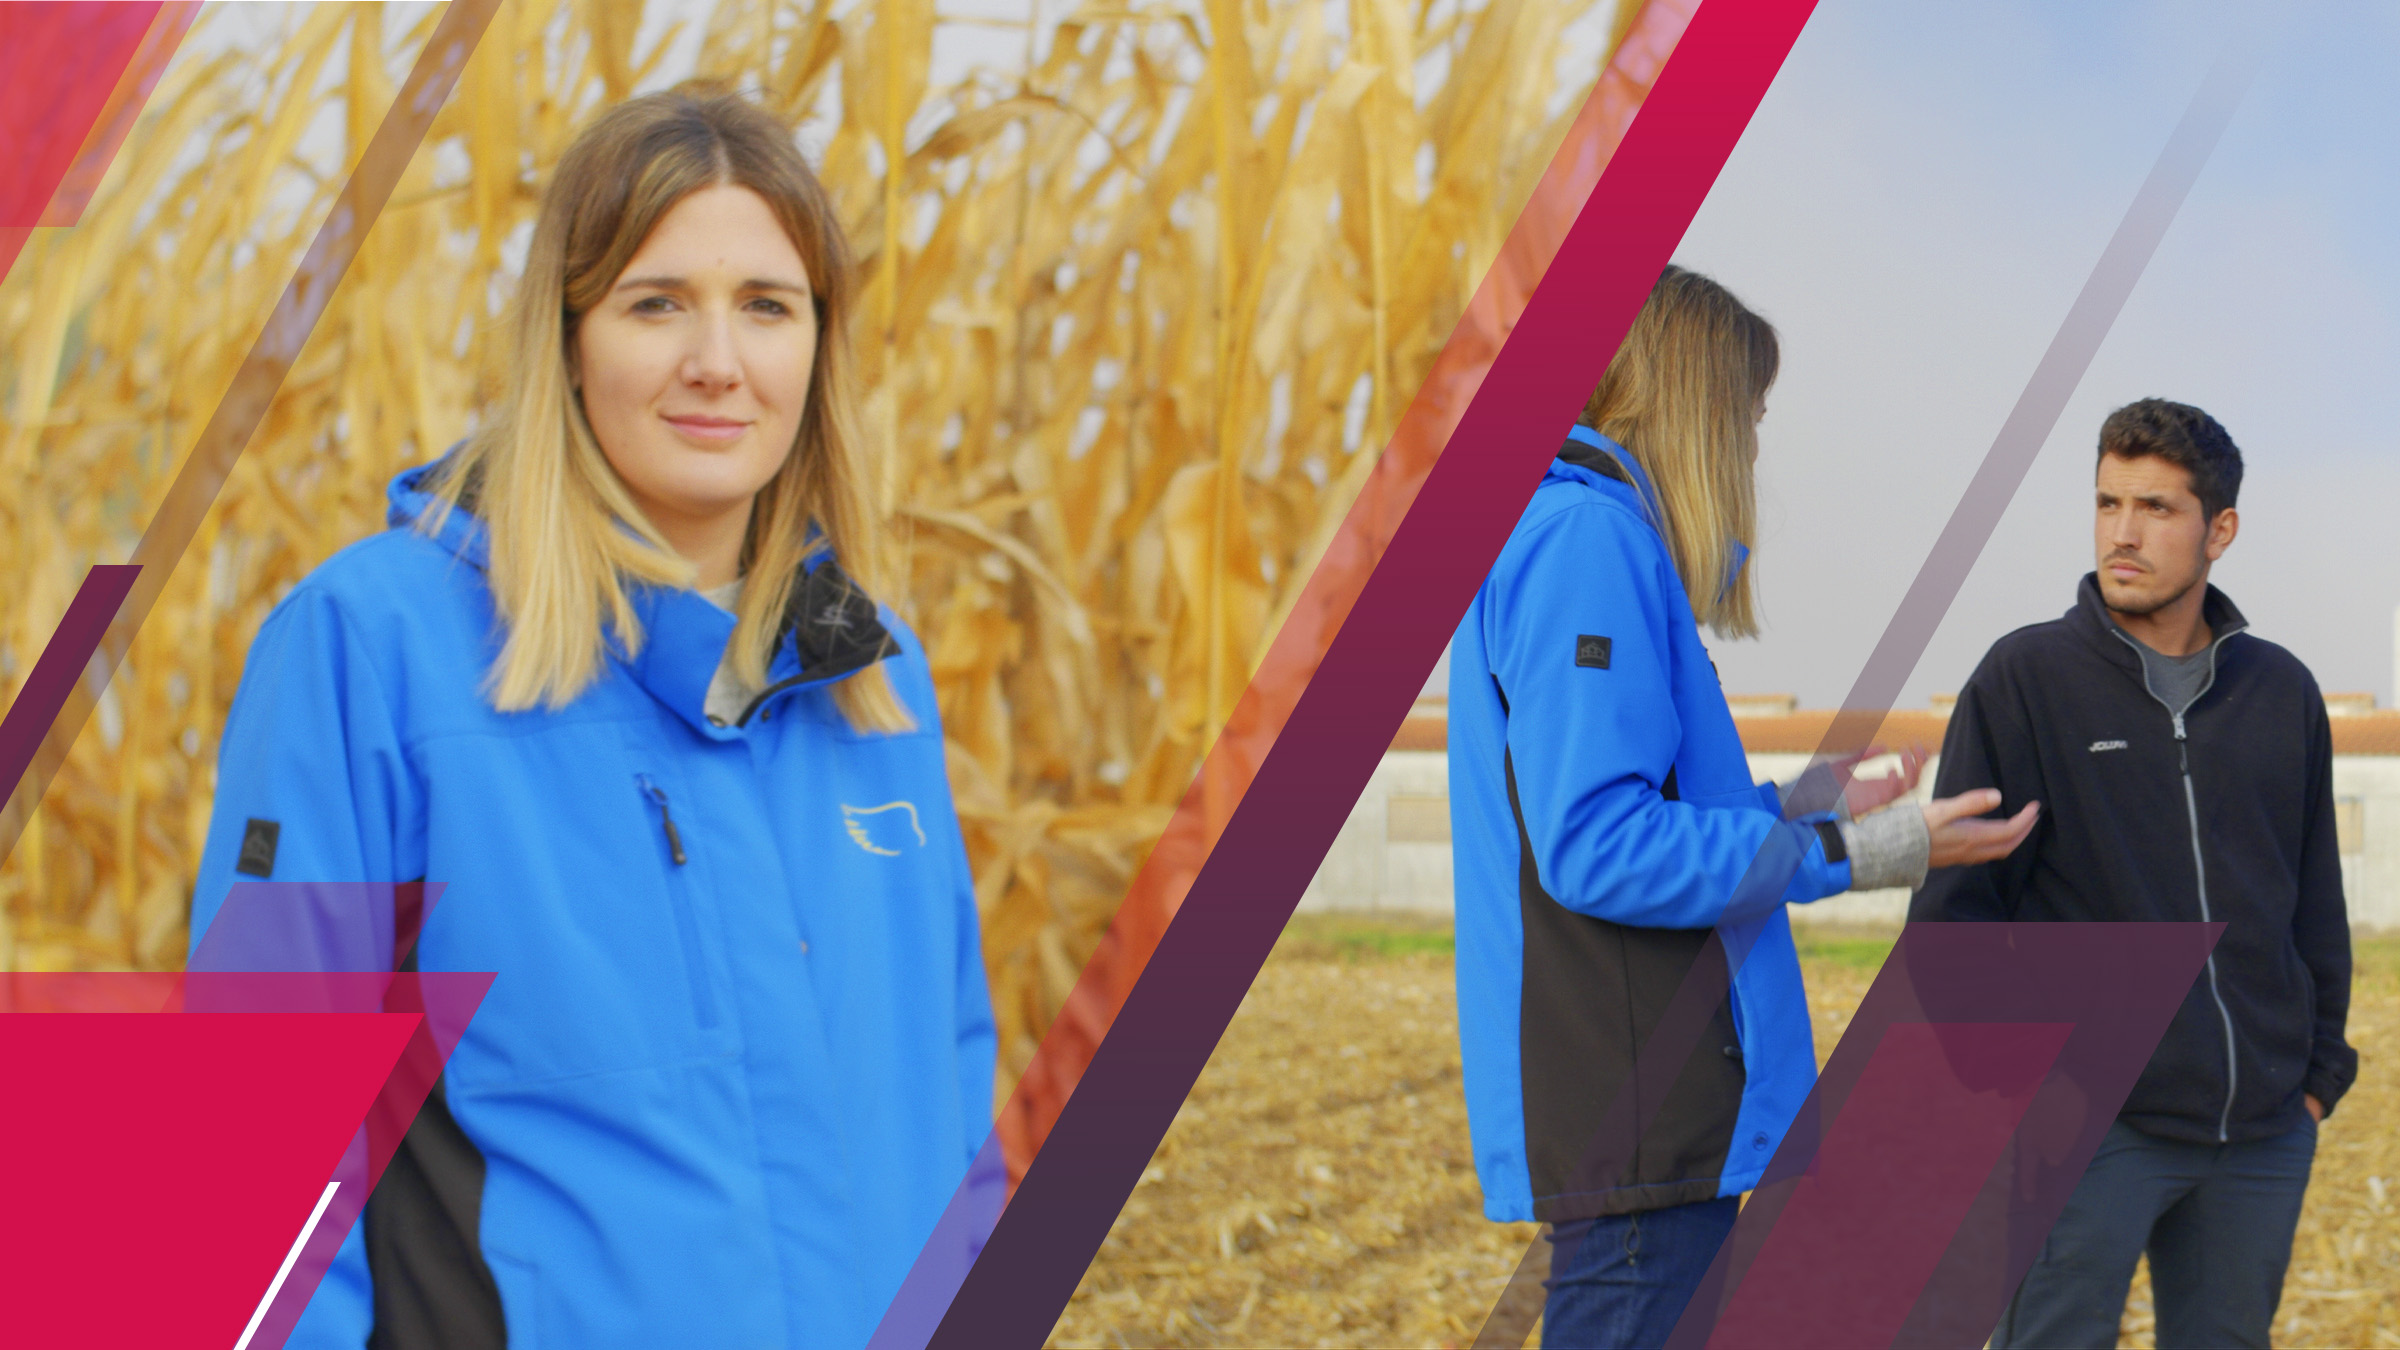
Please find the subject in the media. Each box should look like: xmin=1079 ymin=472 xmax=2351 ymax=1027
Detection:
xmin=680 ymin=314 xmax=742 ymax=390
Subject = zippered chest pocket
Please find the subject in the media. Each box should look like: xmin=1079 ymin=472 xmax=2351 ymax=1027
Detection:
xmin=630 ymin=771 xmax=722 ymax=1030
xmin=415 ymin=731 xmax=732 ymax=1093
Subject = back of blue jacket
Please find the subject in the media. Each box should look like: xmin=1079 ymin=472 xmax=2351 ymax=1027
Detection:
xmin=190 ymin=464 xmax=996 ymax=1348
xmin=1449 ymin=428 xmax=1849 ymax=1223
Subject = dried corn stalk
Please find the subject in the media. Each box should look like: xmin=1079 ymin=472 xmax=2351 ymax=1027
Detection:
xmin=0 ymin=0 xmax=1622 ymax=1103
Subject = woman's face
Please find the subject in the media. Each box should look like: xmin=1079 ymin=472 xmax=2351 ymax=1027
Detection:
xmin=575 ymin=183 xmax=818 ymax=551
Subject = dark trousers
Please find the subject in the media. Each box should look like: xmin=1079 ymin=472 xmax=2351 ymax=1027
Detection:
xmin=1542 ymin=1196 xmax=1739 ymax=1350
xmin=1993 ymin=1116 xmax=2316 ymax=1349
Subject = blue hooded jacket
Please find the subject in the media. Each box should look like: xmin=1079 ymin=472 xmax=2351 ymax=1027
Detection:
xmin=189 ymin=461 xmax=997 ymax=1348
xmin=1449 ymin=425 xmax=1848 ymax=1223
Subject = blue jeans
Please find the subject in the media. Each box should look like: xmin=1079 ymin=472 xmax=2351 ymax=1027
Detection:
xmin=1993 ymin=1116 xmax=2316 ymax=1349
xmin=1542 ymin=1196 xmax=1740 ymax=1350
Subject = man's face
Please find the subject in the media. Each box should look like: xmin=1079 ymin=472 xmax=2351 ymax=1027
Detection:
xmin=2093 ymin=453 xmax=2236 ymax=616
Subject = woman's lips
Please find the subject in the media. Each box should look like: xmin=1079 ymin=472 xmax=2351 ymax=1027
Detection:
xmin=664 ymin=415 xmax=749 ymax=443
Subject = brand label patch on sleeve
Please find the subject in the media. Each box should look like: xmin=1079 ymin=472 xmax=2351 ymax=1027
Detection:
xmin=236 ymin=818 xmax=280 ymax=878
xmin=1575 ymin=635 xmax=1612 ymax=669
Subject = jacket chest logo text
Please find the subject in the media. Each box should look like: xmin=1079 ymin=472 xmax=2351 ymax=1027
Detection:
xmin=841 ymin=801 xmax=927 ymax=856
xmin=2089 ymin=739 xmax=2129 ymax=753
xmin=1575 ymin=635 xmax=1612 ymax=669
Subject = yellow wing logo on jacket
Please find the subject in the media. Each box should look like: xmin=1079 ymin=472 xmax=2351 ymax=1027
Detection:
xmin=841 ymin=802 xmax=927 ymax=856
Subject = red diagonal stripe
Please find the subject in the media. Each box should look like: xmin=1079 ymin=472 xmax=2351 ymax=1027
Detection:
xmin=36 ymin=1 xmax=201 ymax=228
xmin=0 ymin=2 xmax=162 ymax=227
xmin=0 ymin=0 xmax=182 ymax=284
xmin=992 ymin=0 xmax=1701 ymax=1188
xmin=925 ymin=0 xmax=1819 ymax=1342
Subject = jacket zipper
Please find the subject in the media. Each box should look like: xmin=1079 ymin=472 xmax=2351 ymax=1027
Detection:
xmin=2116 ymin=628 xmax=2239 ymax=1142
xmin=636 ymin=774 xmax=688 ymax=865
xmin=2173 ymin=716 xmax=2239 ymax=1143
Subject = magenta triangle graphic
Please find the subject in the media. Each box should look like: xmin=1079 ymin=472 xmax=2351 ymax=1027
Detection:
xmin=0 ymin=1 xmax=185 ymax=283
xmin=0 ymin=982 xmax=415 ymax=1348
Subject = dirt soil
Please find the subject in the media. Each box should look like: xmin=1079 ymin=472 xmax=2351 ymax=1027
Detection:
xmin=1047 ymin=919 xmax=2400 ymax=1349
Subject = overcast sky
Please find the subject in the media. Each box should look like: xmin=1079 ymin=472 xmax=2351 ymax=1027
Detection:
xmin=1672 ymin=0 xmax=2400 ymax=710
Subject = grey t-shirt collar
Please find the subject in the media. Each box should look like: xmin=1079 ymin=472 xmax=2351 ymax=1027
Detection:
xmin=2116 ymin=623 xmax=2216 ymax=720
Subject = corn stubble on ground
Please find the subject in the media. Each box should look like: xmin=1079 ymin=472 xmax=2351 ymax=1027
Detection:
xmin=1052 ymin=923 xmax=2400 ymax=1350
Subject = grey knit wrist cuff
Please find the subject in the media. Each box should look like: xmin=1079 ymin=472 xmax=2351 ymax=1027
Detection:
xmin=1839 ymin=806 xmax=1930 ymax=893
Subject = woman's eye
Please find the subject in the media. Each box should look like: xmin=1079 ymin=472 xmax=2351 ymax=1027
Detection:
xmin=631 ymin=295 xmax=676 ymax=314
xmin=747 ymin=297 xmax=794 ymax=317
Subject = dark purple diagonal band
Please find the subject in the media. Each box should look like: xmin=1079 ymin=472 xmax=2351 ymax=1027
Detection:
xmin=1475 ymin=29 xmax=2264 ymax=1347
xmin=0 ymin=565 xmax=139 ymax=795
xmin=924 ymin=1 xmax=1825 ymax=1344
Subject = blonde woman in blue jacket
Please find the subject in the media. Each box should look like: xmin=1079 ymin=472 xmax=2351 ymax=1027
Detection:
xmin=1448 ymin=266 xmax=2038 ymax=1348
xmin=191 ymin=91 xmax=995 ymax=1349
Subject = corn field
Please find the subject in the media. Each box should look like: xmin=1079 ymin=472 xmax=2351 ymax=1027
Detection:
xmin=0 ymin=0 xmax=1626 ymax=1103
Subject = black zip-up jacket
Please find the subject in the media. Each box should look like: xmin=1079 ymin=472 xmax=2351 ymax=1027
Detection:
xmin=1910 ymin=575 xmax=2356 ymax=1143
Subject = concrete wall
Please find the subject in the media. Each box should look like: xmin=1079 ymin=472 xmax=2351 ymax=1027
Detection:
xmin=2334 ymin=756 xmax=2400 ymax=930
xmin=1301 ymin=746 xmax=2400 ymax=932
xmin=1296 ymin=750 xmax=1453 ymax=916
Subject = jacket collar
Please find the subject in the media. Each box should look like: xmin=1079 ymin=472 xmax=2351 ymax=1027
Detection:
xmin=1554 ymin=424 xmax=1664 ymax=530
xmin=388 ymin=451 xmax=898 ymax=734
xmin=1552 ymin=425 xmax=1752 ymax=603
xmin=2068 ymin=571 xmax=2249 ymax=672
xmin=389 ymin=456 xmax=490 ymax=568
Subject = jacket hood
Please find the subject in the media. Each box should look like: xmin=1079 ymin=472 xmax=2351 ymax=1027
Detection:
xmin=388 ymin=451 xmax=489 ymax=569
xmin=2067 ymin=571 xmax=2250 ymax=672
xmin=1551 ymin=425 xmax=1750 ymax=604
xmin=1552 ymin=424 xmax=1664 ymax=528
xmin=382 ymin=449 xmax=898 ymax=733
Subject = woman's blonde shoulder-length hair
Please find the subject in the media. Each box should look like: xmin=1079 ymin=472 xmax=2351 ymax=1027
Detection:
xmin=422 ymin=86 xmax=911 ymax=733
xmin=1578 ymin=263 xmax=1778 ymax=639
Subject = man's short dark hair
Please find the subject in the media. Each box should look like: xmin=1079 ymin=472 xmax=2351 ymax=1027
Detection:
xmin=2098 ymin=398 xmax=2243 ymax=521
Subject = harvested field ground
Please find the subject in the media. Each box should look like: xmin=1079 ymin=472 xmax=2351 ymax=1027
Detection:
xmin=1049 ymin=919 xmax=2400 ymax=1349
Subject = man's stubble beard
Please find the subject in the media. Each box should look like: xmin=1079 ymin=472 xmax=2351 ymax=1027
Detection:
xmin=2098 ymin=549 xmax=2203 ymax=619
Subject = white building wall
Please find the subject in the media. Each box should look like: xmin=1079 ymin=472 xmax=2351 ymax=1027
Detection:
xmin=1297 ymin=751 xmax=1452 ymax=915
xmin=2334 ymin=756 xmax=2400 ymax=930
xmin=1304 ymin=747 xmax=2399 ymax=933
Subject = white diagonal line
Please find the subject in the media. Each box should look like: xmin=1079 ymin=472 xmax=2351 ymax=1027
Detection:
xmin=232 ymin=1181 xmax=339 ymax=1350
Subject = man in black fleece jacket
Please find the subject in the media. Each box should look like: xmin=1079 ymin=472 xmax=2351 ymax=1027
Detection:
xmin=1911 ymin=399 xmax=2356 ymax=1350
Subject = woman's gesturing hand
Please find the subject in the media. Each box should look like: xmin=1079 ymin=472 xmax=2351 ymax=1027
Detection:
xmin=1841 ymin=743 xmax=1929 ymax=817
xmin=1922 ymin=788 xmax=2041 ymax=869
